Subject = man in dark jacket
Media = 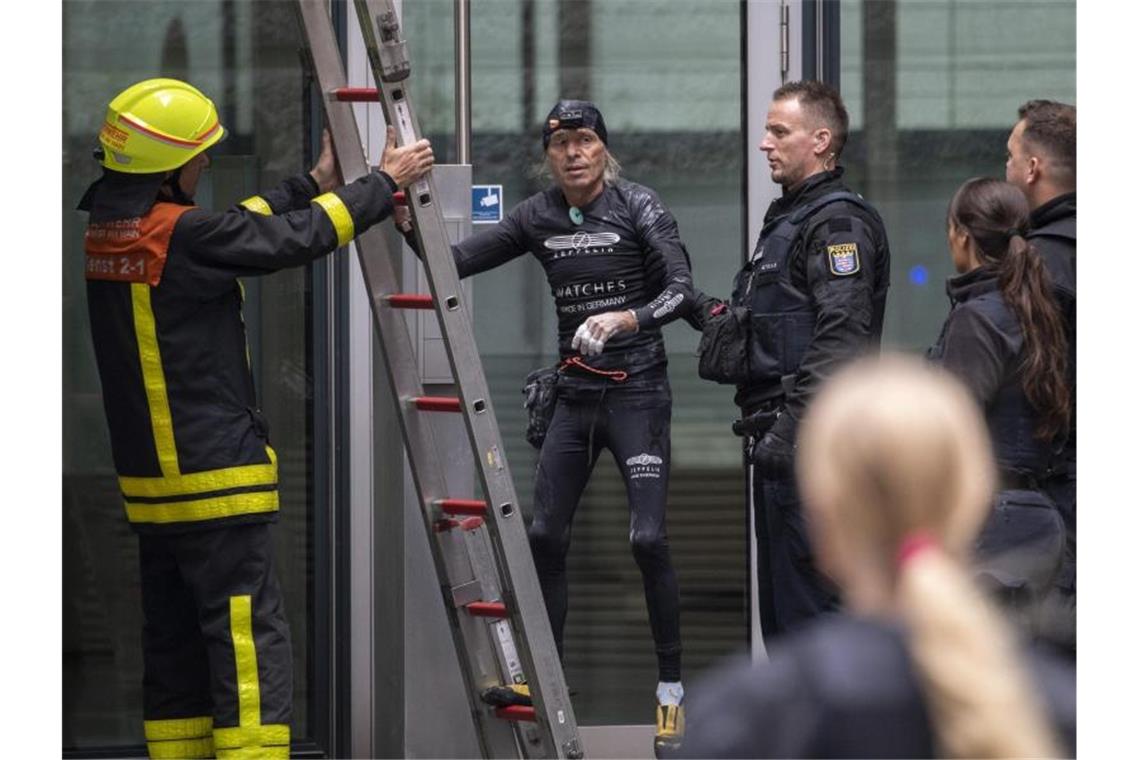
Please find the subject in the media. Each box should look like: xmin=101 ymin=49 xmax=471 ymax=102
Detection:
xmin=696 ymin=81 xmax=890 ymax=640
xmin=81 ymin=77 xmax=432 ymax=758
xmin=1005 ymin=99 xmax=1076 ymax=655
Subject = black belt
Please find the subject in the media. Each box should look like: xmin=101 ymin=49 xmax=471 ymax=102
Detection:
xmin=998 ymin=470 xmax=1042 ymax=491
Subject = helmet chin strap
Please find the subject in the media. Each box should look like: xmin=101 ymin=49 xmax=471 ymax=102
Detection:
xmin=160 ymin=165 xmax=195 ymax=205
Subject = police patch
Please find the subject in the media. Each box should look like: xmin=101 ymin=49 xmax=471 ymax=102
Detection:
xmin=827 ymin=242 xmax=860 ymax=276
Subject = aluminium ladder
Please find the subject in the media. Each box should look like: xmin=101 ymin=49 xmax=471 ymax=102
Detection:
xmin=296 ymin=1 xmax=582 ymax=758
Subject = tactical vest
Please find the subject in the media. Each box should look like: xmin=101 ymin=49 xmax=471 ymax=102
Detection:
xmin=730 ymin=191 xmax=876 ymax=388
xmin=86 ymin=201 xmax=280 ymax=531
xmin=929 ymin=292 xmax=1055 ymax=477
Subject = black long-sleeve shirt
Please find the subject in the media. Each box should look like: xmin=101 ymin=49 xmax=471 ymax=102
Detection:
xmin=447 ymin=180 xmax=696 ymax=376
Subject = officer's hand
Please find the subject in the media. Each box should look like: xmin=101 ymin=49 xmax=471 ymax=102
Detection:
xmin=749 ymin=428 xmax=796 ymax=478
xmin=309 ymin=128 xmax=342 ymax=193
xmin=379 ymin=126 xmax=434 ymax=188
xmin=571 ymin=310 xmax=638 ymax=357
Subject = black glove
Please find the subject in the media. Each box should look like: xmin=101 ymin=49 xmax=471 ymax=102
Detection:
xmin=749 ymin=412 xmax=797 ymax=478
xmin=732 ymin=409 xmax=778 ymax=438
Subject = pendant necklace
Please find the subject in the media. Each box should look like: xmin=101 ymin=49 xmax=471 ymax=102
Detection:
xmin=569 ymin=206 xmax=584 ymax=225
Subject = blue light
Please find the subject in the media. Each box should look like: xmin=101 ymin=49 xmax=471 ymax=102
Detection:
xmin=909 ymin=265 xmax=929 ymax=286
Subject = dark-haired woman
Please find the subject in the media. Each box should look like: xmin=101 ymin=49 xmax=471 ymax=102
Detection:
xmin=928 ymin=177 xmax=1070 ymax=639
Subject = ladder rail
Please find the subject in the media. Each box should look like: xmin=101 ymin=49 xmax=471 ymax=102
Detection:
xmin=296 ymin=3 xmax=522 ymax=757
xmin=350 ymin=5 xmax=581 ymax=757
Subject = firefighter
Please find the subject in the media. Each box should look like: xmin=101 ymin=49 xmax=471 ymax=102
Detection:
xmin=80 ymin=78 xmax=432 ymax=758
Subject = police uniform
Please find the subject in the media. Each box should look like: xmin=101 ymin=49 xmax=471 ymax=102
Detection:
xmin=679 ymin=615 xmax=1076 ymax=758
xmin=1027 ymin=192 xmax=1076 ymax=653
xmin=708 ymin=167 xmax=891 ymax=639
xmin=82 ymin=165 xmax=399 ymax=757
xmin=928 ymin=266 xmax=1067 ymax=633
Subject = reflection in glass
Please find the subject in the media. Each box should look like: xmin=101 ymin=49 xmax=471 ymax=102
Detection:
xmin=839 ymin=0 xmax=1076 ymax=351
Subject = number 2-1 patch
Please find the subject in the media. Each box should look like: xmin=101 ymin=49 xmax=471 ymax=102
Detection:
xmin=827 ymin=242 xmax=860 ymax=276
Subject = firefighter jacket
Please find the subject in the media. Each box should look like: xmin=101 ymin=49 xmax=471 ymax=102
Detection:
xmin=83 ymin=168 xmax=399 ymax=532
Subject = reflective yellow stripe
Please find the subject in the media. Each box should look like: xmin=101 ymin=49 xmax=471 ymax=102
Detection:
xmin=230 ymin=595 xmax=260 ymax=731
xmin=145 ymin=716 xmax=214 ymax=759
xmin=312 ymin=192 xmax=355 ymax=247
xmin=120 ymin=446 xmax=277 ymax=499
xmin=215 ymin=600 xmax=291 ymax=756
xmin=145 ymin=716 xmax=213 ymax=741
xmin=125 ymin=489 xmax=278 ymax=524
xmin=147 ymin=737 xmax=215 ymax=759
xmin=239 ymin=195 xmax=272 ymax=215
xmin=214 ymin=725 xmax=290 ymax=756
xmin=132 ymin=283 xmax=180 ymax=477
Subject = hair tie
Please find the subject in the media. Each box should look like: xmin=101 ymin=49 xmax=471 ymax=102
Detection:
xmin=1004 ymin=227 xmax=1025 ymax=242
xmin=896 ymin=531 xmax=939 ymax=570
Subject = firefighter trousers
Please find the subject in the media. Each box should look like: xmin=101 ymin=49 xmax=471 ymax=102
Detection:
xmin=138 ymin=522 xmax=292 ymax=758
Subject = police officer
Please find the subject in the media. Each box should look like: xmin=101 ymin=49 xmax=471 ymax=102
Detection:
xmin=928 ymin=177 xmax=1069 ymax=643
xmin=1005 ymin=100 xmax=1076 ymax=654
xmin=398 ymin=99 xmax=696 ymax=756
xmin=697 ymin=80 xmax=890 ymax=639
xmin=80 ymin=78 xmax=432 ymax=758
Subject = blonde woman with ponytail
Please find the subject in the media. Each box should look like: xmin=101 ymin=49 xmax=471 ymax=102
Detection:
xmin=680 ymin=356 xmax=1074 ymax=758
xmin=929 ymin=177 xmax=1069 ymax=642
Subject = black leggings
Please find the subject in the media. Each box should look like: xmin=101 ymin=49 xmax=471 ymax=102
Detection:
xmin=528 ymin=378 xmax=682 ymax=682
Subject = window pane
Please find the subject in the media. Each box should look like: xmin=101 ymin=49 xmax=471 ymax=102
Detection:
xmin=839 ymin=0 xmax=1076 ymax=350
xmin=62 ymin=1 xmax=321 ymax=750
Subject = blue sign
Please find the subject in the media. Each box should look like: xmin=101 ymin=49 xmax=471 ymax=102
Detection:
xmin=472 ymin=185 xmax=503 ymax=223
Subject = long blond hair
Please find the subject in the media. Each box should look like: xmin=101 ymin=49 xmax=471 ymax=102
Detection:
xmin=530 ymin=148 xmax=623 ymax=185
xmin=797 ymin=355 xmax=1061 ymax=758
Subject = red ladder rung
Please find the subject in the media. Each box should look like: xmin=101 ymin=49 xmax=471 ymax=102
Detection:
xmin=466 ymin=601 xmax=508 ymax=619
xmin=388 ymin=294 xmax=435 ymax=309
xmin=437 ymin=498 xmax=488 ymax=516
xmin=459 ymin=517 xmax=484 ymax=531
xmin=332 ymin=87 xmax=380 ymax=102
xmin=495 ymin=706 xmax=537 ymax=722
xmin=393 ymin=190 xmax=407 ymax=205
xmin=413 ymin=396 xmax=462 ymax=413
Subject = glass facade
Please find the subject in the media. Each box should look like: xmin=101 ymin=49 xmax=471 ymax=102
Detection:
xmin=62 ymin=1 xmax=327 ymax=752
xmin=839 ymin=0 xmax=1076 ymax=351
xmin=61 ymin=0 xmax=1077 ymax=752
xmin=403 ymin=0 xmax=748 ymax=726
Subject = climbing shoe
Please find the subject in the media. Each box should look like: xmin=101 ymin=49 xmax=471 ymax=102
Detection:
xmin=653 ymin=700 xmax=684 ymax=758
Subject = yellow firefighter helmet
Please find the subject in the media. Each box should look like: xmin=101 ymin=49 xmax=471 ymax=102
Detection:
xmin=99 ymin=78 xmax=226 ymax=174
